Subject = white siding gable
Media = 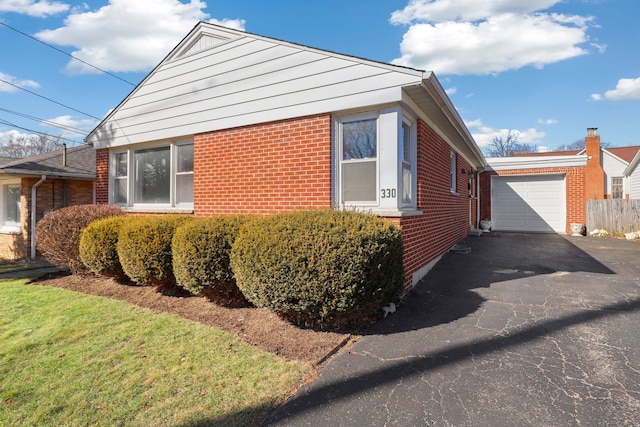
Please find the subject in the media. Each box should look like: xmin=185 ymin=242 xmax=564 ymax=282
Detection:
xmin=88 ymin=23 xmax=424 ymax=148
xmin=630 ymin=169 xmax=640 ymax=199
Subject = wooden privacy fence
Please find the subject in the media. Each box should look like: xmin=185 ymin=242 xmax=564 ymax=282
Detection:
xmin=586 ymin=199 xmax=640 ymax=236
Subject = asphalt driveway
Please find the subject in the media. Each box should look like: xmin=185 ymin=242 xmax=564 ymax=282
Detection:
xmin=264 ymin=233 xmax=640 ymax=426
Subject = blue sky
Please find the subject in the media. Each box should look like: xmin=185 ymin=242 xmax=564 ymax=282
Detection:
xmin=1 ymin=0 xmax=639 ymax=153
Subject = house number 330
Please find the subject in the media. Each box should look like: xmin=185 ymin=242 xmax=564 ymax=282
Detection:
xmin=381 ymin=188 xmax=397 ymax=198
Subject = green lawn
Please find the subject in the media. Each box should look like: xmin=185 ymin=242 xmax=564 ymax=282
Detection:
xmin=0 ymin=278 xmax=309 ymax=426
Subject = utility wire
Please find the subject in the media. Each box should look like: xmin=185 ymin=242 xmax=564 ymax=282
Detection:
xmin=0 ymin=77 xmax=101 ymax=120
xmin=0 ymin=21 xmax=136 ymax=87
xmin=0 ymin=119 xmax=85 ymax=146
xmin=0 ymin=107 xmax=89 ymax=135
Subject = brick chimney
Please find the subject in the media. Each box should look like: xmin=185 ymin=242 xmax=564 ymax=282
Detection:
xmin=585 ymin=128 xmax=604 ymax=199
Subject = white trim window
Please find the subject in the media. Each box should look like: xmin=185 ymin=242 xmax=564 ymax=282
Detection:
xmin=1 ymin=181 xmax=21 ymax=232
xmin=401 ymin=120 xmax=413 ymax=206
xmin=335 ymin=107 xmax=417 ymax=214
xmin=111 ymin=141 xmax=194 ymax=209
xmin=611 ymin=176 xmax=623 ymax=199
xmin=338 ymin=115 xmax=378 ymax=205
xmin=450 ymin=151 xmax=457 ymax=193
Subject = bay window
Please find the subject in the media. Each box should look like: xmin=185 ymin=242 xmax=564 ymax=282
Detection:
xmin=112 ymin=140 xmax=193 ymax=209
xmin=335 ymin=107 xmax=417 ymax=214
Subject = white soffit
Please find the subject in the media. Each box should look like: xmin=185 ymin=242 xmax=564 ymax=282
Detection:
xmin=486 ymin=155 xmax=587 ymax=171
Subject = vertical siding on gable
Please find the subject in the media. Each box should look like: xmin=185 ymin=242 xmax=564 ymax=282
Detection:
xmin=389 ymin=120 xmax=472 ymax=289
xmin=193 ymin=114 xmax=332 ymax=215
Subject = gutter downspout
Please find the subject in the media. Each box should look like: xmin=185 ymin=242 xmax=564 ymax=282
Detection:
xmin=31 ymin=175 xmax=47 ymax=259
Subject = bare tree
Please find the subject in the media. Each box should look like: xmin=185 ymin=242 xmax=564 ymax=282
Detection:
xmin=0 ymin=133 xmax=63 ymax=158
xmin=556 ymin=138 xmax=611 ymax=151
xmin=485 ymin=130 xmax=537 ymax=157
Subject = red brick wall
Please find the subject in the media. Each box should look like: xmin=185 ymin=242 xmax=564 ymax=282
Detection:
xmin=391 ymin=120 xmax=472 ymax=289
xmin=480 ymin=167 xmax=586 ymax=234
xmin=193 ymin=115 xmax=332 ymax=215
xmin=95 ymin=148 xmax=109 ymax=205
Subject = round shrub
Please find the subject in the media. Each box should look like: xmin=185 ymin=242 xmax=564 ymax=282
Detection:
xmin=230 ymin=210 xmax=404 ymax=328
xmin=172 ymin=215 xmax=250 ymax=306
xmin=117 ymin=215 xmax=192 ymax=286
xmin=79 ymin=216 xmax=128 ymax=280
xmin=35 ymin=204 xmax=124 ymax=274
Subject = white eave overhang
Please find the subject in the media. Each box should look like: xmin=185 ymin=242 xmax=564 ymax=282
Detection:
xmin=486 ymin=155 xmax=588 ymax=172
xmin=402 ymin=75 xmax=486 ymax=170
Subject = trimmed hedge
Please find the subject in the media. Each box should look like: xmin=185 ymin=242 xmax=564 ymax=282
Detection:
xmin=35 ymin=204 xmax=124 ymax=274
xmin=172 ymin=215 xmax=250 ymax=305
xmin=230 ymin=210 xmax=404 ymax=328
xmin=117 ymin=215 xmax=192 ymax=286
xmin=79 ymin=216 xmax=128 ymax=280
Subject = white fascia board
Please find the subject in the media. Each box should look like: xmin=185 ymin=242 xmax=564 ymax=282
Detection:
xmin=486 ymin=155 xmax=588 ymax=171
xmin=624 ymin=151 xmax=640 ymax=176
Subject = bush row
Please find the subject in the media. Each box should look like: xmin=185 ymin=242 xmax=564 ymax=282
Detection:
xmin=39 ymin=206 xmax=404 ymax=328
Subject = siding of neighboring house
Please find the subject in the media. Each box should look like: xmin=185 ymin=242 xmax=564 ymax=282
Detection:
xmin=0 ymin=177 xmax=94 ymax=259
xmin=602 ymin=150 xmax=628 ymax=198
xmin=630 ymin=169 xmax=640 ymax=199
xmin=480 ymin=166 xmax=586 ymax=234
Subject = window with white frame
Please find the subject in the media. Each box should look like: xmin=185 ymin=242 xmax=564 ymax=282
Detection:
xmin=1 ymin=181 xmax=20 ymax=231
xmin=450 ymin=151 xmax=457 ymax=193
xmin=335 ymin=108 xmax=417 ymax=213
xmin=112 ymin=141 xmax=193 ymax=208
xmin=338 ymin=116 xmax=378 ymax=204
xmin=611 ymin=177 xmax=623 ymax=199
xmin=401 ymin=121 xmax=413 ymax=206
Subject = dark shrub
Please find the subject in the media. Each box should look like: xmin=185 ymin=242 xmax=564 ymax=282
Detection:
xmin=172 ymin=215 xmax=250 ymax=306
xmin=35 ymin=204 xmax=124 ymax=274
xmin=117 ymin=215 xmax=192 ymax=286
xmin=79 ymin=216 xmax=128 ymax=280
xmin=230 ymin=210 xmax=404 ymax=328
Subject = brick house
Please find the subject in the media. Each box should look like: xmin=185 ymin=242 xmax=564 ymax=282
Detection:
xmin=85 ymin=22 xmax=486 ymax=289
xmin=0 ymin=145 xmax=95 ymax=259
xmin=481 ymin=128 xmax=640 ymax=234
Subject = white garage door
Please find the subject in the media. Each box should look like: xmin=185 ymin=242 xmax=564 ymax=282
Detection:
xmin=491 ymin=174 xmax=566 ymax=232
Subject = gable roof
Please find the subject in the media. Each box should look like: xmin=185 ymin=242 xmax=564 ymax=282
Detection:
xmin=604 ymin=146 xmax=640 ymax=163
xmin=0 ymin=145 xmax=95 ymax=179
xmin=86 ymin=22 xmax=485 ymax=169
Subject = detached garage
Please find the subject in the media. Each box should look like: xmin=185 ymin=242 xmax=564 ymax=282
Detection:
xmin=482 ymin=155 xmax=588 ymax=234
xmin=491 ymin=174 xmax=565 ymax=232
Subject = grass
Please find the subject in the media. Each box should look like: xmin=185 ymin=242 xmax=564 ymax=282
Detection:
xmin=0 ymin=278 xmax=310 ymax=426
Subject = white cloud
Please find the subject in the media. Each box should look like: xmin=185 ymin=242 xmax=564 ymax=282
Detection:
xmin=0 ymin=0 xmax=69 ymax=17
xmin=445 ymin=86 xmax=456 ymax=95
xmin=465 ymin=119 xmax=545 ymax=149
xmin=392 ymin=13 xmax=590 ymax=75
xmin=35 ymin=0 xmax=245 ymax=74
xmin=538 ymin=118 xmax=557 ymax=125
xmin=0 ymin=129 xmax=32 ymax=142
xmin=390 ymin=0 xmax=561 ymax=24
xmin=0 ymin=71 xmax=40 ymax=92
xmin=592 ymin=77 xmax=640 ymax=101
xmin=43 ymin=115 xmax=98 ymax=133
xmin=390 ymin=0 xmax=594 ymax=75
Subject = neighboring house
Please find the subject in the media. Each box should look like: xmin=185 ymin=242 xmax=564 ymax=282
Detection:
xmin=0 ymin=145 xmax=95 ymax=259
xmin=85 ymin=22 xmax=486 ymax=289
xmin=481 ymin=128 xmax=640 ymax=234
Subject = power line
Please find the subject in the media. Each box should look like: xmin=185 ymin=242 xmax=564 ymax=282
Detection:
xmin=0 ymin=119 xmax=86 ymax=146
xmin=0 ymin=107 xmax=89 ymax=135
xmin=0 ymin=77 xmax=102 ymax=120
xmin=0 ymin=21 xmax=136 ymax=87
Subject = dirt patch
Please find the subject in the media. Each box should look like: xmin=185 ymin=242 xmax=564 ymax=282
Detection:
xmin=32 ymin=272 xmax=354 ymax=364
